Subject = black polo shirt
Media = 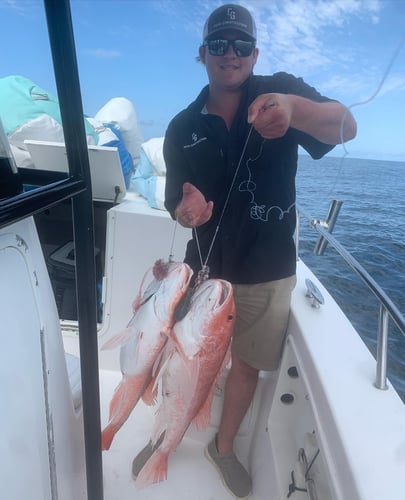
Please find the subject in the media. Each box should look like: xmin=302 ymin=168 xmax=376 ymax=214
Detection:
xmin=164 ymin=73 xmax=335 ymax=284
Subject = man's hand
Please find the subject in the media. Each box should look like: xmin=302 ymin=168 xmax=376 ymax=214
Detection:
xmin=248 ymin=92 xmax=357 ymax=144
xmin=175 ymin=182 xmax=213 ymax=228
xmin=248 ymin=93 xmax=292 ymax=139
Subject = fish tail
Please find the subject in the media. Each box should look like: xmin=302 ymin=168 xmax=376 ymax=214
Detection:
xmin=108 ymin=380 xmax=129 ymax=420
xmin=101 ymin=425 xmax=116 ymax=451
xmin=101 ymin=376 xmax=147 ymax=449
xmin=135 ymin=449 xmax=169 ymax=487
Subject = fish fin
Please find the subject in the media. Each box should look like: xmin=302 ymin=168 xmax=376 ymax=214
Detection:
xmin=169 ymin=329 xmax=199 ymax=382
xmin=140 ymin=337 xmax=173 ymax=406
xmin=141 ymin=355 xmax=163 ymax=405
xmin=134 ymin=263 xmax=166 ymax=312
xmin=131 ymin=265 xmax=155 ymax=312
xmin=169 ymin=324 xmax=187 ymax=357
xmin=101 ymin=327 xmax=133 ymax=350
xmin=141 ymin=377 xmax=158 ymax=406
xmin=191 ymin=346 xmax=231 ymax=431
xmin=134 ymin=330 xmax=145 ymax=364
xmin=101 ymin=374 xmax=149 ymax=450
xmin=131 ymin=294 xmax=142 ymax=314
xmin=192 ymin=379 xmax=215 ymax=431
xmin=135 ymin=449 xmax=169 ymax=488
xmin=150 ymin=340 xmax=176 ymax=395
xmin=215 ymin=343 xmax=232 ymax=378
xmin=222 ymin=344 xmax=232 ymax=370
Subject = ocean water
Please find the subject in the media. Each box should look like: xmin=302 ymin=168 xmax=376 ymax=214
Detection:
xmin=296 ymin=155 xmax=405 ymax=401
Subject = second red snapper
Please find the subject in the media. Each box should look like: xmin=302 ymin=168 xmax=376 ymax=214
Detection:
xmin=101 ymin=260 xmax=193 ymax=450
xmin=135 ymin=278 xmax=235 ymax=486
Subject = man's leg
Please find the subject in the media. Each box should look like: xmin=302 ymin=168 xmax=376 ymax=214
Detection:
xmin=205 ymin=277 xmax=295 ymax=498
xmin=205 ymin=355 xmax=256 ymax=499
xmin=217 ymin=355 xmax=258 ymax=454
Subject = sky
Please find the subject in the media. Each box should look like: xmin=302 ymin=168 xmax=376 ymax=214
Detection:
xmin=1 ymin=0 xmax=405 ymax=161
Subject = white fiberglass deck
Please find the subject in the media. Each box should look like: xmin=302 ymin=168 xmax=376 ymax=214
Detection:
xmin=99 ymin=369 xmax=278 ymax=500
xmin=4 ymin=202 xmax=405 ymax=500
xmin=101 ymin=371 xmax=232 ymax=500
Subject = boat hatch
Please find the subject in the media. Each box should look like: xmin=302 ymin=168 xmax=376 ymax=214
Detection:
xmin=0 ymin=218 xmax=86 ymax=499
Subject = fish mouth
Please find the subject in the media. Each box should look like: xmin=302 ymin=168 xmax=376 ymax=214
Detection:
xmin=162 ymin=262 xmax=193 ymax=289
xmin=182 ymin=265 xmax=194 ymax=289
xmin=219 ymin=280 xmax=232 ymax=305
xmin=174 ymin=277 xmax=233 ymax=322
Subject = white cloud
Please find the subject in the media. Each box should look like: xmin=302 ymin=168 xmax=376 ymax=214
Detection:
xmin=249 ymin=0 xmax=383 ymax=76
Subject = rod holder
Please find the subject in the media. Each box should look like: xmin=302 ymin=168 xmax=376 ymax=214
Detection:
xmin=375 ymin=304 xmax=389 ymax=390
xmin=313 ymin=199 xmax=343 ymax=255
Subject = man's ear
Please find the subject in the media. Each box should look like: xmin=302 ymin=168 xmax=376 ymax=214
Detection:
xmin=252 ymin=47 xmax=259 ymax=65
xmin=199 ymin=45 xmax=206 ymax=64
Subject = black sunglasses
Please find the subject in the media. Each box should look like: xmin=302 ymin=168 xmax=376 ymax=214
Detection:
xmin=204 ymin=39 xmax=256 ymax=57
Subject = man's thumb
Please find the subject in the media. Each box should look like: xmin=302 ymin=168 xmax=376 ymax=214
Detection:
xmin=182 ymin=182 xmax=196 ymax=197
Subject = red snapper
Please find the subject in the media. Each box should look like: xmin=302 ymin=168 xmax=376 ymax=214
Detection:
xmin=135 ymin=278 xmax=235 ymax=486
xmin=101 ymin=260 xmax=193 ymax=450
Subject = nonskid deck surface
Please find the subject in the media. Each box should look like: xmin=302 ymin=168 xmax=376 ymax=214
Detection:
xmin=100 ymin=370 xmax=237 ymax=500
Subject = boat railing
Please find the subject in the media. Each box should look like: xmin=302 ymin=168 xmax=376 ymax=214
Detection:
xmin=297 ymin=202 xmax=405 ymax=392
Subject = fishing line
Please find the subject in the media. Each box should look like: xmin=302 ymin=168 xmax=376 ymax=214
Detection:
xmin=194 ymin=123 xmax=255 ymax=271
xmin=326 ymin=34 xmax=405 ymax=199
xmin=168 ymin=219 xmax=179 ymax=262
xmin=341 ymin=34 xmax=405 ymax=154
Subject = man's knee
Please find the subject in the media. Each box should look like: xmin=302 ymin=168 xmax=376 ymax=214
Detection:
xmin=231 ymin=354 xmax=259 ymax=379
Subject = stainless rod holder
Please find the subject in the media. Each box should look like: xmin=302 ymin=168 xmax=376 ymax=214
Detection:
xmin=313 ymin=199 xmax=343 ymax=255
xmin=294 ymin=207 xmax=300 ymax=261
xmin=298 ymin=203 xmax=405 ymax=391
xmin=375 ymin=304 xmax=389 ymax=390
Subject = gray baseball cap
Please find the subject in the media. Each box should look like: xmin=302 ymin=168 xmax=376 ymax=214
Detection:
xmin=203 ymin=4 xmax=257 ymax=41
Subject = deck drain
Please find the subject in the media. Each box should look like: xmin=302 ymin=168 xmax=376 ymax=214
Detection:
xmin=288 ymin=366 xmax=299 ymax=378
xmin=280 ymin=393 xmax=295 ymax=404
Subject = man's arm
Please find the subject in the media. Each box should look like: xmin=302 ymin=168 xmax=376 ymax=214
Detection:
xmin=248 ymin=93 xmax=357 ymax=145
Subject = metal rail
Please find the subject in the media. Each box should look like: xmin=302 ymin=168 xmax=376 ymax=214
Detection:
xmin=297 ymin=203 xmax=405 ymax=391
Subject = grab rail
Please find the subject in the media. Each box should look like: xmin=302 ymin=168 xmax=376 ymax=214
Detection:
xmin=297 ymin=203 xmax=405 ymax=391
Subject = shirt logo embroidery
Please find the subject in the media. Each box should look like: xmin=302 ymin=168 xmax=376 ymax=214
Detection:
xmin=183 ymin=132 xmax=207 ymax=149
xmin=238 ymin=140 xmax=295 ymax=222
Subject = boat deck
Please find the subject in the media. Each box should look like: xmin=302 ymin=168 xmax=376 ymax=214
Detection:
xmin=99 ymin=370 xmax=275 ymax=500
xmin=5 ymin=212 xmax=404 ymax=500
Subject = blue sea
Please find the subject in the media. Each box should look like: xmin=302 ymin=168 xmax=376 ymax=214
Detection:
xmin=296 ymin=155 xmax=405 ymax=401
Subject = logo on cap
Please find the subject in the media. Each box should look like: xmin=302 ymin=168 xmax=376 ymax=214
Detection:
xmin=227 ymin=7 xmax=236 ymax=20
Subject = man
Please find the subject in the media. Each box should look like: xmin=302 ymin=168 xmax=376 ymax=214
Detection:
xmin=133 ymin=4 xmax=356 ymax=498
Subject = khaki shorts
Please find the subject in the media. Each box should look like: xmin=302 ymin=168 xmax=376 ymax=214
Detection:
xmin=231 ymin=275 xmax=296 ymax=371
